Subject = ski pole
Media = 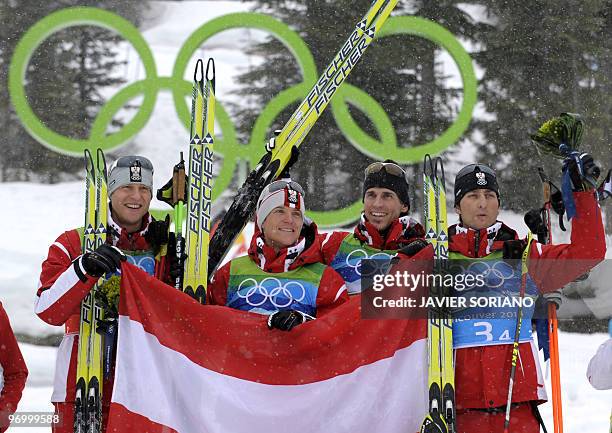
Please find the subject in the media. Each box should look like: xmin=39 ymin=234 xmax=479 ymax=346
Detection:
xmin=539 ymin=167 xmax=564 ymax=433
xmin=503 ymin=233 xmax=534 ymax=433
xmin=157 ymin=153 xmax=187 ymax=289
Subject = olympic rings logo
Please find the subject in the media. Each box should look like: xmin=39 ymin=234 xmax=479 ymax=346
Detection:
xmin=8 ymin=7 xmax=477 ymax=227
xmin=346 ymin=249 xmax=393 ymax=277
xmin=126 ymin=254 xmax=156 ymax=275
xmin=236 ymin=277 xmax=307 ymax=308
xmin=448 ymin=260 xmax=518 ymax=292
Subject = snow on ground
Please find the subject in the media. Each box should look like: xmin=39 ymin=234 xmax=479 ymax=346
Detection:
xmin=6 ymin=333 xmax=612 ymax=432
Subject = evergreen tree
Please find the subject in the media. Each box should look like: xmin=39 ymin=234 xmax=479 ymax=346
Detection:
xmin=0 ymin=0 xmax=149 ymax=182
xmin=230 ymin=0 xmax=487 ymax=218
xmin=474 ymin=0 xmax=611 ymax=212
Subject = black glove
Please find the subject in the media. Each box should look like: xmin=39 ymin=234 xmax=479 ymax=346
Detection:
xmin=267 ymin=310 xmax=312 ymax=331
xmin=278 ymin=146 xmax=300 ymax=179
xmin=81 ymin=244 xmax=126 ymax=277
xmin=264 ymin=129 xmax=300 ymax=179
xmin=145 ymin=215 xmax=170 ymax=251
xmin=567 ymin=153 xmax=601 ymax=191
xmin=502 ymin=239 xmax=527 ymax=260
xmin=265 ymin=129 xmax=283 ymax=152
xmin=398 ymin=239 xmax=429 ymax=256
xmin=524 ymin=209 xmax=548 ymax=243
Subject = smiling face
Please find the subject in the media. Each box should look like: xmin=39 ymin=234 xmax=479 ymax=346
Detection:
xmin=261 ymin=206 xmax=304 ymax=251
xmin=110 ymin=184 xmax=152 ymax=233
xmin=363 ymin=187 xmax=409 ymax=232
xmin=455 ymin=188 xmax=499 ymax=230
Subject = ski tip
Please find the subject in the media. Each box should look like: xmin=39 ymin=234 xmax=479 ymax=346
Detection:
xmin=96 ymin=149 xmax=107 ymax=174
xmin=434 ymin=157 xmax=445 ymax=183
xmin=84 ymin=149 xmax=95 ymax=173
xmin=423 ymin=154 xmax=434 ymax=176
xmin=206 ymin=58 xmax=215 ymax=85
xmin=194 ymin=59 xmax=205 ymax=82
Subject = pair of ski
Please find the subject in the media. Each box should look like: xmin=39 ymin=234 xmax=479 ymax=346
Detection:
xmin=159 ymin=58 xmax=216 ymax=303
xmin=75 ymin=149 xmax=107 ymax=433
xmin=421 ymin=156 xmax=455 ymax=433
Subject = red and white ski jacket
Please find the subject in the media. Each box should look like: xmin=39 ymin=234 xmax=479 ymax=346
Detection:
xmin=208 ymin=220 xmax=349 ymax=316
xmin=449 ymin=191 xmax=606 ymax=410
xmin=0 ymin=302 xmax=28 ymax=433
xmin=35 ymin=213 xmax=170 ymax=406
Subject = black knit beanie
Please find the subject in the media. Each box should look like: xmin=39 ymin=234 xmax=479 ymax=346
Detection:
xmin=362 ymin=160 xmax=410 ymax=209
xmin=454 ymin=163 xmax=500 ymax=206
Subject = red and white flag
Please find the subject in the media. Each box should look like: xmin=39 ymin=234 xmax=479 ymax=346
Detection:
xmin=108 ymin=264 xmax=428 ymax=433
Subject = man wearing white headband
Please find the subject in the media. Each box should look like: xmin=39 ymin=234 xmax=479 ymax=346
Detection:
xmin=208 ymin=179 xmax=348 ymax=331
xmin=35 ymin=155 xmax=174 ymax=433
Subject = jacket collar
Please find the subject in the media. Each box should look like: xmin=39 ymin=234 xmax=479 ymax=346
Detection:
xmin=247 ymin=219 xmax=323 ymax=273
xmin=354 ymin=213 xmax=425 ymax=250
xmin=449 ymin=221 xmax=518 ymax=257
xmin=107 ymin=210 xmax=152 ymax=251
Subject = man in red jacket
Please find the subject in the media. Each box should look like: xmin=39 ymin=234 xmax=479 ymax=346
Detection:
xmin=0 ymin=302 xmax=28 ymax=433
xmin=449 ymin=156 xmax=606 ymax=433
xmin=321 ymin=160 xmax=431 ymax=294
xmin=35 ymin=156 xmax=172 ymax=433
xmin=208 ymin=179 xmax=348 ymax=330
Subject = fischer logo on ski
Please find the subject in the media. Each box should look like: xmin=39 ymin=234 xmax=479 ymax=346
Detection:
xmin=75 ymin=148 xmax=107 ymax=433
xmin=208 ymin=0 xmax=399 ymax=276
xmin=421 ymin=155 xmax=455 ymax=433
xmin=157 ymin=58 xmax=216 ymax=303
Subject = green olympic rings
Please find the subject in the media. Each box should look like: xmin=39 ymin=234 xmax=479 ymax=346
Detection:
xmin=9 ymin=7 xmax=158 ymax=155
xmin=9 ymin=8 xmax=477 ymax=226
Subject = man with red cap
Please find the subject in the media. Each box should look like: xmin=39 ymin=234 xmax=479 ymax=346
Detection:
xmin=208 ymin=179 xmax=348 ymax=331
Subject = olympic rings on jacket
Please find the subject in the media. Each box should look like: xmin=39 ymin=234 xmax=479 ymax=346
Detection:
xmin=236 ymin=277 xmax=307 ymax=308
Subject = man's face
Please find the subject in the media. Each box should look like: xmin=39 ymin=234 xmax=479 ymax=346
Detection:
xmin=261 ymin=206 xmax=304 ymax=251
xmin=363 ymin=187 xmax=408 ymax=232
xmin=110 ymin=184 xmax=152 ymax=232
xmin=455 ymin=188 xmax=499 ymax=230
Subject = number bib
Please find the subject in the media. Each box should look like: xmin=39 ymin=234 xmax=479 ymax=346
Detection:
xmin=449 ymin=254 xmax=538 ymax=349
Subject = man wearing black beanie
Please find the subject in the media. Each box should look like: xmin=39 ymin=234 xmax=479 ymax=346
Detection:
xmin=453 ymin=163 xmax=500 ymax=229
xmin=448 ymin=160 xmax=606 ymax=433
xmin=320 ymin=160 xmax=431 ymax=295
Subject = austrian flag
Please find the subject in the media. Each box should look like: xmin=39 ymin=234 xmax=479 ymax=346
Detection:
xmin=108 ymin=264 xmax=428 ymax=433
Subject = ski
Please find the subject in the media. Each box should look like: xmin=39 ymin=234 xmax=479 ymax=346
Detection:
xmin=74 ymin=149 xmax=107 ymax=433
xmin=208 ymin=0 xmax=399 ymax=275
xmin=421 ymin=155 xmax=455 ymax=433
xmin=183 ymin=58 xmax=215 ymax=303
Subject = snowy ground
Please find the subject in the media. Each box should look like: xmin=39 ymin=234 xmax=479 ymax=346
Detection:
xmin=6 ymin=332 xmax=612 ymax=432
